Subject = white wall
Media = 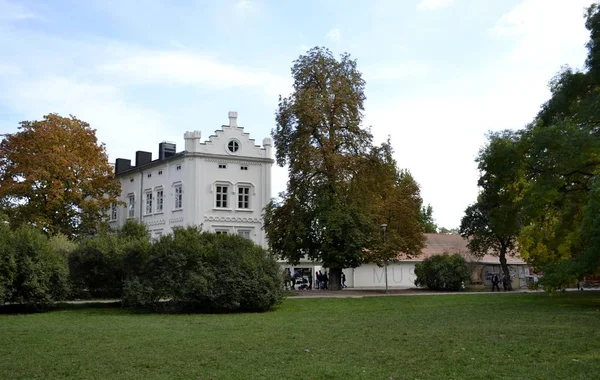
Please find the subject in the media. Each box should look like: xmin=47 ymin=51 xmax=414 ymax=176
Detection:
xmin=352 ymin=263 xmax=418 ymax=288
xmin=109 ymin=112 xmax=272 ymax=247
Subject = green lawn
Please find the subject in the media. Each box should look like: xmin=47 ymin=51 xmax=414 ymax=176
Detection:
xmin=1 ymin=293 xmax=599 ymax=379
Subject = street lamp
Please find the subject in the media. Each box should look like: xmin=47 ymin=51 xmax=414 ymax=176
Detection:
xmin=381 ymin=223 xmax=388 ymax=293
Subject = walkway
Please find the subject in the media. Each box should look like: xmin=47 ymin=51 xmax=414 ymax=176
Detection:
xmin=287 ymin=287 xmax=599 ymax=299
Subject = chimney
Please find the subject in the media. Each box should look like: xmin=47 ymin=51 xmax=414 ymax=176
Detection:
xmin=262 ymin=137 xmax=272 ymax=158
xmin=135 ymin=151 xmax=152 ymax=167
xmin=159 ymin=142 xmax=176 ymax=160
xmin=184 ymin=131 xmax=202 ymax=153
xmin=115 ymin=158 xmax=131 ymax=174
xmin=228 ymin=111 xmax=238 ymax=127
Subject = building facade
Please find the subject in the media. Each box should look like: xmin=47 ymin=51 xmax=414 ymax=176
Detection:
xmin=109 ymin=112 xmax=273 ymax=247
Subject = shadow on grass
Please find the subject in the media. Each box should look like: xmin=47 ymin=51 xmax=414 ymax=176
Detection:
xmin=0 ymin=301 xmax=122 ymax=315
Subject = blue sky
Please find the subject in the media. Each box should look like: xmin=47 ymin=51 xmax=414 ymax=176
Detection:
xmin=0 ymin=0 xmax=594 ymax=228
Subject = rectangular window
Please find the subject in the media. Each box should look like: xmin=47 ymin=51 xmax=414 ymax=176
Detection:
xmin=128 ymin=195 xmax=135 ymax=218
xmin=174 ymin=185 xmax=183 ymax=209
xmin=158 ymin=170 xmax=163 ymax=175
xmin=153 ymin=231 xmax=163 ymax=242
xmin=156 ymin=189 xmax=164 ymax=212
xmin=240 ymin=166 xmax=248 ymax=171
xmin=238 ymin=186 xmax=250 ymax=209
xmin=215 ymin=230 xmax=228 ymax=235
xmin=145 ymin=191 xmax=153 ymax=215
xmin=147 ymin=173 xmax=152 ymax=178
xmin=110 ymin=203 xmax=117 ymax=221
xmin=218 ymin=163 xmax=227 ymax=169
xmin=176 ymin=164 xmax=181 ymax=171
xmin=216 ymin=185 xmax=228 ymax=208
xmin=238 ymin=230 xmax=250 ymax=239
xmin=130 ymin=178 xmax=134 ymax=183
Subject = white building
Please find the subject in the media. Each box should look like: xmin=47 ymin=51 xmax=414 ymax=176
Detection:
xmin=109 ymin=112 xmax=273 ymax=247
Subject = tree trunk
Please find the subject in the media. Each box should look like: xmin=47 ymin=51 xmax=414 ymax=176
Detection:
xmin=329 ymin=267 xmax=342 ymax=291
xmin=499 ymin=247 xmax=513 ymax=291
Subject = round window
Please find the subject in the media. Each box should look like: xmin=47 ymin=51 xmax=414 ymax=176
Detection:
xmin=228 ymin=140 xmax=240 ymax=153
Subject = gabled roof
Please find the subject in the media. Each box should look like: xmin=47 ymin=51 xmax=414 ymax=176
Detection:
xmin=397 ymin=233 xmax=526 ymax=265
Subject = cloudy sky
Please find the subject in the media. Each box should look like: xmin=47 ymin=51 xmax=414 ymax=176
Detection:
xmin=0 ymin=0 xmax=594 ymax=229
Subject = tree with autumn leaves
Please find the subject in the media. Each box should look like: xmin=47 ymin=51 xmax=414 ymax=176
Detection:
xmin=264 ymin=47 xmax=426 ymax=290
xmin=0 ymin=113 xmax=121 ymax=237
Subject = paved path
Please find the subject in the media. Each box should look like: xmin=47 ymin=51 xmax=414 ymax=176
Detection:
xmin=287 ymin=287 xmax=599 ymax=299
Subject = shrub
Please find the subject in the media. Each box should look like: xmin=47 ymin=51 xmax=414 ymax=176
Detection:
xmin=414 ymin=253 xmax=471 ymax=291
xmin=68 ymin=220 xmax=150 ymax=299
xmin=123 ymin=227 xmax=284 ymax=313
xmin=0 ymin=224 xmax=69 ymax=305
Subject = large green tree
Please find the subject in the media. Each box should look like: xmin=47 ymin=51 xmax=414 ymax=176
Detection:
xmin=461 ymin=130 xmax=525 ymax=290
xmin=264 ymin=47 xmax=425 ymax=290
xmin=515 ymin=3 xmax=600 ymax=277
xmin=0 ymin=113 xmax=121 ymax=237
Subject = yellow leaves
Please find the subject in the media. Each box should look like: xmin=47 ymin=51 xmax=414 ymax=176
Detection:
xmin=0 ymin=113 xmax=121 ymax=236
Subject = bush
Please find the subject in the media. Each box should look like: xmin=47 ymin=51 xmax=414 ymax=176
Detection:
xmin=414 ymin=253 xmax=471 ymax=291
xmin=123 ymin=227 xmax=284 ymax=313
xmin=68 ymin=220 xmax=150 ymax=299
xmin=0 ymin=224 xmax=69 ymax=305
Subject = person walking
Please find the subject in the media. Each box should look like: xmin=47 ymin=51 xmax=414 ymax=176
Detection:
xmin=323 ymin=272 xmax=329 ymax=290
xmin=308 ymin=271 xmax=313 ymax=290
xmin=492 ymin=274 xmax=500 ymax=292
xmin=341 ymin=272 xmax=347 ymax=288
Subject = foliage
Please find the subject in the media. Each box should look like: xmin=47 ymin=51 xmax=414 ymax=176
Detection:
xmin=0 ymin=223 xmax=69 ymax=305
xmin=414 ymin=253 xmax=471 ymax=291
xmin=511 ymin=4 xmax=600 ymax=276
xmin=461 ymin=130 xmax=524 ymax=290
xmin=420 ymin=204 xmax=437 ymax=233
xmin=0 ymin=113 xmax=121 ymax=237
xmin=438 ymin=226 xmax=459 ymax=234
xmin=264 ymin=47 xmax=425 ymax=289
xmin=68 ymin=220 xmax=151 ymax=299
xmin=122 ymin=227 xmax=283 ymax=313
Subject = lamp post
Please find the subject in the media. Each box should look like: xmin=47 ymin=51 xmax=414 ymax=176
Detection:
xmin=381 ymin=223 xmax=388 ymax=293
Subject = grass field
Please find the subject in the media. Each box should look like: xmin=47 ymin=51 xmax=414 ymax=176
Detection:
xmin=1 ymin=292 xmax=599 ymax=379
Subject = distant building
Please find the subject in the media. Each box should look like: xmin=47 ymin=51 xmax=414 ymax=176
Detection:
xmin=109 ymin=112 xmax=273 ymax=247
xmin=286 ymin=234 xmax=530 ymax=289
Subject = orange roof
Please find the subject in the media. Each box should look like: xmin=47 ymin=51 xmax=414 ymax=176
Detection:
xmin=397 ymin=233 xmax=526 ymax=265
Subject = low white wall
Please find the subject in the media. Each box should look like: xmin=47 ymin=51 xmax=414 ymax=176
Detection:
xmin=351 ymin=263 xmax=417 ymax=288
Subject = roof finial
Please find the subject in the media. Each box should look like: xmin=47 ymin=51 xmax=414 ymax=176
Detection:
xmin=228 ymin=111 xmax=238 ymax=127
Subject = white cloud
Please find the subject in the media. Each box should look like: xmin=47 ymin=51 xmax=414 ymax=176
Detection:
xmin=416 ymin=0 xmax=454 ymax=11
xmin=490 ymin=0 xmax=590 ymax=65
xmin=326 ymin=28 xmax=342 ymax=43
xmin=1 ymin=75 xmax=167 ymax=162
xmin=98 ymin=49 xmax=290 ymax=97
xmin=0 ymin=0 xmax=38 ymax=21
xmin=364 ymin=62 xmax=434 ymax=81
xmin=234 ymin=0 xmax=253 ymax=10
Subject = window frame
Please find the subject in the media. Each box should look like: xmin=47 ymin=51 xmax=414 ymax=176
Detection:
xmin=145 ymin=190 xmax=153 ymax=215
xmin=174 ymin=183 xmax=183 ymax=210
xmin=127 ymin=194 xmax=135 ymax=218
xmin=237 ymin=185 xmax=251 ymax=209
xmin=155 ymin=187 xmax=164 ymax=213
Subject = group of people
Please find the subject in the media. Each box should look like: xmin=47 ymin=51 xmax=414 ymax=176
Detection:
xmin=283 ymin=269 xmax=347 ymax=290
xmin=491 ymin=274 xmax=510 ymax=291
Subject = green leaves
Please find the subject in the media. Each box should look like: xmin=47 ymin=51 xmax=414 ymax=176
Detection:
xmin=266 ymin=48 xmax=425 ymax=276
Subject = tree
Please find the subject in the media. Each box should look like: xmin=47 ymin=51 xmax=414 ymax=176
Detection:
xmin=420 ymin=204 xmax=437 ymax=233
xmin=461 ymin=130 xmax=524 ymax=290
xmin=264 ymin=47 xmax=425 ymax=290
xmin=515 ymin=4 xmax=600 ymax=276
xmin=0 ymin=113 xmax=121 ymax=237
xmin=438 ymin=227 xmax=459 ymax=234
